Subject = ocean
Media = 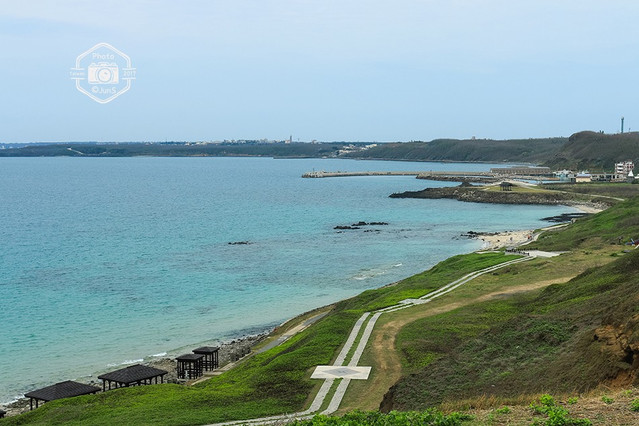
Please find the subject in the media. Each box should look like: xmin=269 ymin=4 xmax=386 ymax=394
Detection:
xmin=0 ymin=156 xmax=576 ymax=403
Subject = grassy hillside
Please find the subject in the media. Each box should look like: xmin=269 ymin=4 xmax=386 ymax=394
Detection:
xmin=3 ymin=131 xmax=639 ymax=171
xmin=344 ymin=138 xmax=566 ymax=163
xmin=383 ymin=233 xmax=639 ymax=412
xmin=529 ymin=196 xmax=639 ymax=251
xmin=543 ymin=131 xmax=639 ymax=171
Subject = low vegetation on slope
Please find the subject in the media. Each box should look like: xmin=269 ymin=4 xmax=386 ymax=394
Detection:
xmin=344 ymin=138 xmax=566 ymax=163
xmin=382 ymin=245 xmax=639 ymax=411
xmin=544 ymin=131 xmax=639 ymax=171
xmin=530 ymin=196 xmax=639 ymax=251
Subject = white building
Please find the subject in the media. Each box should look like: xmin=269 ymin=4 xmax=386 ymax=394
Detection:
xmin=615 ymin=161 xmax=634 ymax=179
xmin=575 ymin=171 xmax=592 ymax=183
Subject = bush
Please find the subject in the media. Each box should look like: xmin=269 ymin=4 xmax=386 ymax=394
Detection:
xmin=292 ymin=409 xmax=473 ymax=425
xmin=530 ymin=394 xmax=592 ymax=425
xmin=495 ymin=406 xmax=511 ymax=414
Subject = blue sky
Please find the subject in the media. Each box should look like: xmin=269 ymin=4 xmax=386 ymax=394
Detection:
xmin=1 ymin=0 xmax=638 ymax=142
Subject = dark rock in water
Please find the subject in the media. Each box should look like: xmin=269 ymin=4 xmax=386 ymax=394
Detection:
xmin=459 ymin=181 xmax=474 ymax=187
xmin=461 ymin=231 xmax=499 ymax=239
xmin=228 ymin=241 xmax=252 ymax=245
xmin=335 ymin=221 xmax=388 ymax=230
xmin=541 ymin=213 xmax=589 ymax=223
xmin=348 ymin=221 xmax=389 ymax=227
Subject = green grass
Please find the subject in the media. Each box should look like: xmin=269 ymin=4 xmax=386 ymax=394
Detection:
xmin=529 ymin=196 xmax=639 ymax=251
xmin=385 ymin=248 xmax=639 ymax=411
xmin=5 ymin=312 xmax=358 ymax=425
xmin=291 ymin=409 xmax=473 ymax=425
xmin=336 ymin=252 xmax=519 ymax=313
xmin=529 ymin=394 xmax=591 ymax=425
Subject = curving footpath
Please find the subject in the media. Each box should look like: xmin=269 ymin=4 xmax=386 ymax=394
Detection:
xmin=213 ymin=254 xmax=538 ymax=425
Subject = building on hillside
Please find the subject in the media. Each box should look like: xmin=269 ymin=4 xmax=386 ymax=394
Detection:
xmin=615 ymin=161 xmax=634 ymax=180
xmin=575 ymin=171 xmax=592 ymax=183
xmin=628 ymin=170 xmax=636 ymax=183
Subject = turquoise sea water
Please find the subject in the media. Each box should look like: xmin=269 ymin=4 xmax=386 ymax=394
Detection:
xmin=0 ymin=157 xmax=576 ymax=403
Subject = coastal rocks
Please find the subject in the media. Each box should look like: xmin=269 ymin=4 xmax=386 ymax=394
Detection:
xmin=541 ymin=213 xmax=589 ymax=223
xmin=460 ymin=231 xmax=498 ymax=239
xmin=389 ymin=186 xmax=612 ymax=209
xmin=228 ymin=241 xmax=253 ymax=245
xmin=334 ymin=221 xmax=389 ymax=230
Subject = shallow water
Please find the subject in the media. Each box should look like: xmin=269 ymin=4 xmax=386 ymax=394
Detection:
xmin=0 ymin=156 xmax=576 ymax=403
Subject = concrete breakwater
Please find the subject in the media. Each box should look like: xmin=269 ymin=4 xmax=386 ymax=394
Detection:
xmin=302 ymin=170 xmax=494 ymax=178
xmin=302 ymin=171 xmax=422 ymax=178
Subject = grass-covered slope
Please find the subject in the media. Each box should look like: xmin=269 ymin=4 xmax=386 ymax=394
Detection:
xmin=344 ymin=138 xmax=565 ymax=163
xmin=383 ymin=247 xmax=639 ymax=411
xmin=530 ymin=196 xmax=639 ymax=251
xmin=544 ymin=131 xmax=639 ymax=171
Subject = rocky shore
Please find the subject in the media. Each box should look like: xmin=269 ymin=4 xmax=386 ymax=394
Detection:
xmin=2 ymin=333 xmax=267 ymax=417
xmin=389 ymin=185 xmax=611 ymax=211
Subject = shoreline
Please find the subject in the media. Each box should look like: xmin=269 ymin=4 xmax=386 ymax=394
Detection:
xmin=1 ymin=332 xmax=270 ymax=417
xmin=0 ymin=222 xmax=567 ymax=417
xmin=1 ymin=200 xmax=603 ymax=418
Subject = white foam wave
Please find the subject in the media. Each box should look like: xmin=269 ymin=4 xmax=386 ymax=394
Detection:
xmin=352 ymin=263 xmax=404 ymax=280
xmin=107 ymin=358 xmax=144 ymax=367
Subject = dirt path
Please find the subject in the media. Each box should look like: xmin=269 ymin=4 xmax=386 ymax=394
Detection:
xmin=351 ymin=277 xmax=577 ymax=412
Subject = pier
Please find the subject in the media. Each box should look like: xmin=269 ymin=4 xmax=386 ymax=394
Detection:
xmin=303 ymin=171 xmax=422 ymax=178
xmin=302 ymin=170 xmax=494 ymax=178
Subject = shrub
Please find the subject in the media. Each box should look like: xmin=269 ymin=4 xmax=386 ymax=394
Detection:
xmin=495 ymin=406 xmax=511 ymax=414
xmin=530 ymin=394 xmax=592 ymax=426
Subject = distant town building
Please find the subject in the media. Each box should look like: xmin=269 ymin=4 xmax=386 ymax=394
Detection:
xmin=490 ymin=166 xmax=552 ymax=176
xmin=615 ymin=161 xmax=634 ymax=179
xmin=554 ymin=170 xmax=576 ymax=182
xmin=575 ymin=171 xmax=592 ymax=183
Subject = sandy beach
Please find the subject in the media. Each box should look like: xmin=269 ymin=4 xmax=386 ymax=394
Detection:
xmin=476 ymin=230 xmax=535 ymax=250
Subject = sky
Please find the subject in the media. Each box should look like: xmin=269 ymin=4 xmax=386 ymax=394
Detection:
xmin=1 ymin=0 xmax=639 ymax=143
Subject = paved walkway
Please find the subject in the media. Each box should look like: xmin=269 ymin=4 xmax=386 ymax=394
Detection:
xmin=212 ymin=254 xmax=538 ymax=425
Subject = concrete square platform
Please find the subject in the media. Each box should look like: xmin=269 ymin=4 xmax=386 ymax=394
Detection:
xmin=311 ymin=366 xmax=371 ymax=380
